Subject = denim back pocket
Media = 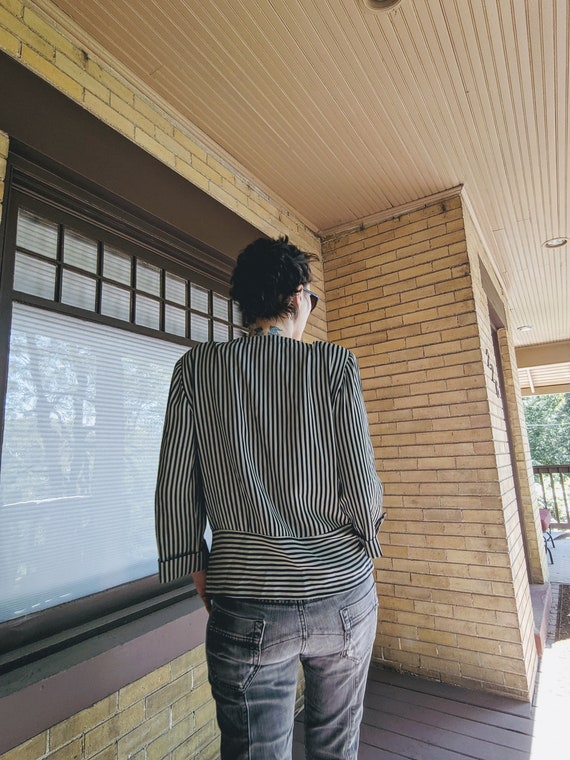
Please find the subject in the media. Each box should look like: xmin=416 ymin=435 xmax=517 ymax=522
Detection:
xmin=206 ymin=602 xmax=266 ymax=692
xmin=339 ymin=584 xmax=378 ymax=663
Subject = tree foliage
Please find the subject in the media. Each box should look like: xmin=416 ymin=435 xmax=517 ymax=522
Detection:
xmin=523 ymin=392 xmax=570 ymax=465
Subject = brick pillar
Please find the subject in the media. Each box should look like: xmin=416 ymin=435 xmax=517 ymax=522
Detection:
xmin=322 ymin=191 xmax=538 ymax=700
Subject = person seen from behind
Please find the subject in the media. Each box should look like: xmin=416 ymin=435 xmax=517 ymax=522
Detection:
xmin=155 ymin=236 xmax=384 ymax=760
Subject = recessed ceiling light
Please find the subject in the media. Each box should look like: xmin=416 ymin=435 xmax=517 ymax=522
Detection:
xmin=544 ymin=237 xmax=567 ymax=248
xmin=517 ymin=325 xmax=533 ymax=332
xmin=362 ymin=0 xmax=402 ymax=11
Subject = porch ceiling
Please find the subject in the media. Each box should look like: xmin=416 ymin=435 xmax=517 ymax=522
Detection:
xmin=38 ymin=0 xmax=569 ymax=392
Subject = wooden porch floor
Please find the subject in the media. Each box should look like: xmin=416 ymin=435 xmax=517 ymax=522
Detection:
xmin=292 ymin=666 xmax=534 ymax=759
xmin=293 ymin=534 xmax=570 ymax=759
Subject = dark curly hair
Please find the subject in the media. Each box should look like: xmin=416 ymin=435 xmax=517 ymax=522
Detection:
xmin=230 ymin=236 xmax=317 ymax=327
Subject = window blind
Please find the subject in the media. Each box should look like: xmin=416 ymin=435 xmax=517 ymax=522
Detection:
xmin=0 ymin=303 xmax=187 ymax=622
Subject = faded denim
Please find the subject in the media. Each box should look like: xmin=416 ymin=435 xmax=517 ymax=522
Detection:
xmin=206 ymin=575 xmax=378 ymax=760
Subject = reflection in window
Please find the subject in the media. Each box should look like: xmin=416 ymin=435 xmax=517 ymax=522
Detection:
xmin=16 ymin=209 xmax=58 ymax=259
xmin=103 ymin=247 xmax=131 ymax=285
xmin=1 ymin=191 xmax=245 ymax=635
xmin=0 ymin=304 xmax=187 ymax=622
xmin=213 ymin=321 xmax=229 ymax=342
xmin=14 ymin=253 xmax=56 ymax=299
xmin=136 ymin=295 xmax=160 ymax=330
xmin=13 ymin=209 xmax=241 ymax=342
xmin=165 ymin=272 xmax=186 ymax=305
xmin=233 ymin=302 xmax=244 ymax=326
xmin=61 ymin=270 xmax=97 ymax=311
xmin=191 ymin=284 xmax=209 ymax=313
xmin=191 ymin=313 xmax=209 ymax=342
xmin=213 ymin=293 xmax=229 ymax=321
xmin=64 ymin=229 xmax=98 ymax=273
xmin=101 ymin=282 xmax=131 ymax=321
xmin=165 ymin=305 xmax=186 ymax=337
xmin=136 ymin=261 xmax=161 ymax=296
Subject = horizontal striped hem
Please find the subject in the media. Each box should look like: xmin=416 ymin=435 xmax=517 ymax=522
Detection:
xmin=205 ymin=526 xmax=377 ymax=599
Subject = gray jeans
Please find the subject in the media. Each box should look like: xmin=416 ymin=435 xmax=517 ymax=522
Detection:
xmin=206 ymin=575 xmax=378 ymax=760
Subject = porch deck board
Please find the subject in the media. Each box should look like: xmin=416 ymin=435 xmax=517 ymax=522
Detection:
xmin=292 ymin=666 xmax=534 ymax=759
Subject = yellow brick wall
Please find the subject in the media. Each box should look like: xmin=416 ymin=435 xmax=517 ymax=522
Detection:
xmin=0 ymin=647 xmax=219 ymax=760
xmin=322 ymin=193 xmax=536 ymax=699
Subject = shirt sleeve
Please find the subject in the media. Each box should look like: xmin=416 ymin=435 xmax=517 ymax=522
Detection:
xmin=155 ymin=354 xmax=208 ymax=582
xmin=334 ymin=351 xmax=384 ymax=558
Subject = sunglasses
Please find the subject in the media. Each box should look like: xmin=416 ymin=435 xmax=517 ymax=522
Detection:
xmin=303 ymin=287 xmax=319 ymax=312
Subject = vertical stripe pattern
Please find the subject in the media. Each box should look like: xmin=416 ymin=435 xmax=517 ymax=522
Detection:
xmin=155 ymin=335 xmax=383 ymax=598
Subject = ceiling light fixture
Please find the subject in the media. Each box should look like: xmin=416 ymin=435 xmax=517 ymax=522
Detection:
xmin=544 ymin=237 xmax=567 ymax=248
xmin=362 ymin=0 xmax=402 ymax=11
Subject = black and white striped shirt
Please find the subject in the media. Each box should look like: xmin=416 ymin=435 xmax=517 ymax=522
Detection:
xmin=155 ymin=335 xmax=383 ymax=599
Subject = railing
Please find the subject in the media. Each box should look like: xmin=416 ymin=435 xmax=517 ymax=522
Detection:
xmin=533 ymin=465 xmax=570 ymax=528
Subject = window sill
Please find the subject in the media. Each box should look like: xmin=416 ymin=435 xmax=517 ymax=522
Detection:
xmin=0 ymin=594 xmax=206 ymax=755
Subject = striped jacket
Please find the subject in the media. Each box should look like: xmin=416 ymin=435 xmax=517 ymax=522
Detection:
xmin=155 ymin=334 xmax=384 ymax=599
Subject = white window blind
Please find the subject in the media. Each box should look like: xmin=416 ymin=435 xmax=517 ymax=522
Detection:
xmin=0 ymin=304 xmax=187 ymax=622
xmin=0 ymin=203 xmax=241 ymax=625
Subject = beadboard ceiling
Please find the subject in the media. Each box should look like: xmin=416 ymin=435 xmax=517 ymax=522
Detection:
xmin=39 ymin=0 xmax=569 ymax=391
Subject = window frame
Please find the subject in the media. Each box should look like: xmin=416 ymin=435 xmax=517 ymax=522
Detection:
xmin=0 ymin=150 xmax=241 ymax=671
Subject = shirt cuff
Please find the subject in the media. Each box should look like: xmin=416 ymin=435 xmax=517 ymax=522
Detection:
xmin=158 ymin=547 xmax=208 ymax=583
xmin=362 ymin=535 xmax=383 ymax=559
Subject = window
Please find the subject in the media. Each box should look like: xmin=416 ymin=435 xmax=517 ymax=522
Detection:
xmin=11 ymin=208 xmax=243 ymax=345
xmin=0 ymin=153 xmax=245 ymax=660
xmin=0 ymin=303 xmax=188 ymax=623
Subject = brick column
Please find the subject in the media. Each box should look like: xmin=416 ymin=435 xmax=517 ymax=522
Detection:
xmin=322 ymin=191 xmax=538 ymax=700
